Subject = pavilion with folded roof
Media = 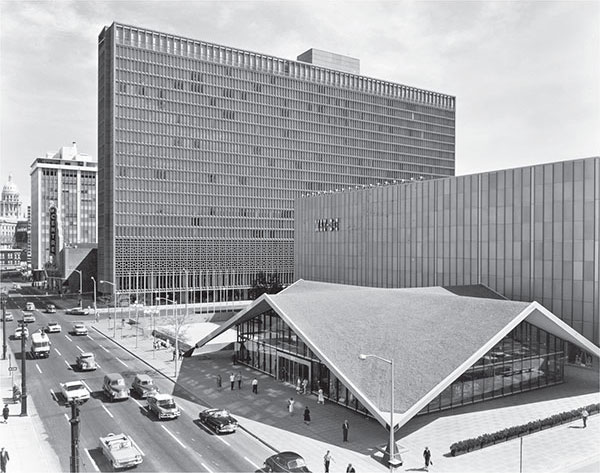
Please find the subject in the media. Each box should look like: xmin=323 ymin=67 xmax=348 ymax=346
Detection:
xmin=194 ymin=279 xmax=599 ymax=435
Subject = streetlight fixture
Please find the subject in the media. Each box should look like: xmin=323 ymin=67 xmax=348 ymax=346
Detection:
xmin=156 ymin=296 xmax=180 ymax=377
xmin=73 ymin=269 xmax=82 ymax=308
xmin=100 ymin=280 xmax=116 ymax=337
xmin=359 ymin=353 xmax=401 ymax=472
xmin=91 ymin=277 xmax=97 ymax=322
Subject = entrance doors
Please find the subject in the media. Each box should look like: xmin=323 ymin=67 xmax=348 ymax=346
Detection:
xmin=277 ymin=354 xmax=310 ymax=387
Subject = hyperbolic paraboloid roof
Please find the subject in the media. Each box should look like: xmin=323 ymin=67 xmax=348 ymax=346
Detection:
xmin=195 ymin=280 xmax=600 ymax=430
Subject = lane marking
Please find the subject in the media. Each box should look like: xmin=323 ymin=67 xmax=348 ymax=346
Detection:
xmin=96 ymin=361 xmax=102 ymax=369
xmin=50 ymin=389 xmax=57 ymax=401
xmin=131 ymin=397 xmax=146 ymax=410
xmin=64 ymin=359 xmax=71 ymax=369
xmin=54 ymin=348 xmax=62 ymax=356
xmin=215 ymin=435 xmax=230 ymax=446
xmin=64 ymin=334 xmax=72 ymax=342
xmin=131 ymin=438 xmax=145 ymax=457
xmin=100 ymin=345 xmax=109 ymax=353
xmin=115 ymin=357 xmax=129 ymax=368
xmin=244 ymin=457 xmax=260 ymax=470
xmin=84 ymin=448 xmax=100 ymax=471
xmin=81 ymin=380 xmax=92 ymax=392
xmin=177 ymin=404 xmax=185 ymax=413
xmin=161 ymin=425 xmax=187 ymax=449
xmin=35 ymin=363 xmax=42 ymax=374
xmin=64 ymin=413 xmax=69 ymax=422
xmin=101 ymin=404 xmax=114 ymax=418
xmin=86 ymin=334 xmax=94 ymax=341
xmin=201 ymin=462 xmax=214 ymax=473
xmin=76 ymin=345 xmax=84 ymax=353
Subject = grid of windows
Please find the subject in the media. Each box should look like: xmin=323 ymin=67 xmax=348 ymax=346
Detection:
xmin=98 ymin=23 xmax=456 ymax=301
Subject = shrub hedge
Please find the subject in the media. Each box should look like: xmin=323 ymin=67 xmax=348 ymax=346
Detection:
xmin=449 ymin=403 xmax=599 ymax=456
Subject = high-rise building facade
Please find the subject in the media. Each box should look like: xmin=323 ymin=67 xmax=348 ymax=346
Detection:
xmin=98 ymin=22 xmax=455 ymax=301
xmin=30 ymin=143 xmax=97 ymax=269
xmin=295 ymin=157 xmax=600 ymax=347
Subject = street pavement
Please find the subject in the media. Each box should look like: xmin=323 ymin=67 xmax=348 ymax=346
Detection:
xmin=1 ymin=287 xmax=599 ymax=472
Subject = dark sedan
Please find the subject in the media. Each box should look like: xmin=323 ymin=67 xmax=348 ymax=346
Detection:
xmin=198 ymin=408 xmax=238 ymax=434
xmin=263 ymin=452 xmax=310 ymax=472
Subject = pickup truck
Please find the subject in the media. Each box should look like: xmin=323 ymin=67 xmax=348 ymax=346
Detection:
xmin=99 ymin=433 xmax=143 ymax=470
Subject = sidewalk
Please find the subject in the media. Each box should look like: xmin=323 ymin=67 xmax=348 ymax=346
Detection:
xmin=0 ymin=344 xmax=62 ymax=473
xmin=95 ymin=318 xmax=600 ymax=473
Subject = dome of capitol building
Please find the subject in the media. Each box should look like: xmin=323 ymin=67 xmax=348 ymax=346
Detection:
xmin=2 ymin=175 xmax=20 ymax=201
xmin=0 ymin=174 xmax=22 ymax=219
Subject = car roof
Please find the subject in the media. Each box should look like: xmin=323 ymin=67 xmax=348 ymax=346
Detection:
xmin=63 ymin=380 xmax=84 ymax=387
xmin=135 ymin=374 xmax=152 ymax=381
xmin=278 ymin=452 xmax=303 ymax=460
xmin=150 ymin=393 xmax=173 ymax=401
xmin=79 ymin=352 xmax=94 ymax=357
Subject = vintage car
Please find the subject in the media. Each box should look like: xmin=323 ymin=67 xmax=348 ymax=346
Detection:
xmin=99 ymin=433 xmax=143 ymax=470
xmin=76 ymin=352 xmax=96 ymax=371
xmin=147 ymin=393 xmax=180 ymax=420
xmin=60 ymin=380 xmax=90 ymax=403
xmin=131 ymin=374 xmax=158 ymax=398
xmin=45 ymin=303 xmax=56 ymax=313
xmin=66 ymin=307 xmax=90 ymax=315
xmin=46 ymin=322 xmax=62 ymax=333
xmin=263 ymin=452 xmax=311 ymax=472
xmin=198 ymin=408 xmax=238 ymax=434
xmin=25 ymin=302 xmax=35 ymax=311
xmin=71 ymin=323 xmax=88 ymax=336
xmin=2 ymin=312 xmax=13 ymax=322
xmin=103 ymin=373 xmax=130 ymax=402
xmin=22 ymin=311 xmax=35 ymax=323
xmin=13 ymin=326 xmax=29 ymax=340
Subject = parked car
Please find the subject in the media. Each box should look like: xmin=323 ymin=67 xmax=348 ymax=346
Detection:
xmin=131 ymin=374 xmax=158 ymax=398
xmin=60 ymin=380 xmax=90 ymax=403
xmin=66 ymin=307 xmax=90 ymax=315
xmin=46 ymin=322 xmax=62 ymax=333
xmin=147 ymin=393 xmax=180 ymax=420
xmin=99 ymin=433 xmax=143 ymax=470
xmin=103 ymin=373 xmax=130 ymax=402
xmin=76 ymin=352 xmax=97 ymax=371
xmin=71 ymin=323 xmax=88 ymax=336
xmin=14 ymin=326 xmax=29 ymax=340
xmin=25 ymin=302 xmax=35 ymax=311
xmin=2 ymin=312 xmax=13 ymax=322
xmin=45 ymin=303 xmax=56 ymax=313
xmin=263 ymin=452 xmax=311 ymax=472
xmin=198 ymin=408 xmax=238 ymax=433
xmin=22 ymin=311 xmax=35 ymax=323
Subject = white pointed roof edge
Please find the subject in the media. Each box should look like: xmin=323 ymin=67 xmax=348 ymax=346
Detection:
xmin=195 ymin=293 xmax=600 ymax=433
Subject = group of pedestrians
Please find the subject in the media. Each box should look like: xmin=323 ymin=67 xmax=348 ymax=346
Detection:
xmin=215 ymin=371 xmax=259 ymax=394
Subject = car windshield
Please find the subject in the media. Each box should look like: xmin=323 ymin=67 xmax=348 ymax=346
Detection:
xmin=158 ymin=399 xmax=176 ymax=408
xmin=74 ymin=325 xmax=84 ymax=329
xmin=287 ymin=459 xmax=306 ymax=469
xmin=111 ymin=378 xmax=125 ymax=386
xmin=80 ymin=355 xmax=93 ymax=360
xmin=139 ymin=379 xmax=152 ymax=386
xmin=49 ymin=323 xmax=57 ymax=327
xmin=67 ymin=384 xmax=84 ymax=391
xmin=213 ymin=410 xmax=229 ymax=417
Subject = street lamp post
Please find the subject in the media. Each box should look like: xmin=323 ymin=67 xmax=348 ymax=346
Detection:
xmin=91 ymin=277 xmax=97 ymax=322
xmin=156 ymin=296 xmax=179 ymax=377
xmin=100 ymin=280 xmax=116 ymax=337
xmin=359 ymin=353 xmax=400 ymax=472
xmin=73 ymin=269 xmax=82 ymax=308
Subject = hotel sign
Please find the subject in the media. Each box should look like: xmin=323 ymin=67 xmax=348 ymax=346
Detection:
xmin=49 ymin=206 xmax=58 ymax=256
xmin=314 ymin=218 xmax=340 ymax=232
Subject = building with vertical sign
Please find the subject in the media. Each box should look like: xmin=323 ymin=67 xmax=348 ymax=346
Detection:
xmin=30 ymin=143 xmax=97 ymax=270
xmin=295 ymin=157 xmax=600 ymax=350
xmin=97 ymin=22 xmax=456 ymax=302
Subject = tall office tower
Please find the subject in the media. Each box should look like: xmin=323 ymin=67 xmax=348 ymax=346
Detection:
xmin=98 ymin=22 xmax=456 ymax=302
xmin=30 ymin=143 xmax=97 ymax=270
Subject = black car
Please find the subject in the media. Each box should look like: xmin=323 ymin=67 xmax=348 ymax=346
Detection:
xmin=263 ymin=452 xmax=310 ymax=472
xmin=198 ymin=408 xmax=238 ymax=434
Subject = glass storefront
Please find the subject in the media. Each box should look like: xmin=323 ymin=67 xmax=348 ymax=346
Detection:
xmin=237 ymin=312 xmax=565 ymax=418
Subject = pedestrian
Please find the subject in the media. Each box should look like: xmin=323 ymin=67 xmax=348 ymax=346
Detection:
xmin=323 ymin=450 xmax=334 ymax=473
xmin=230 ymin=372 xmax=235 ymax=390
xmin=216 ymin=374 xmax=222 ymax=390
xmin=581 ymin=408 xmax=589 ymax=428
xmin=296 ymin=378 xmax=302 ymax=394
xmin=95 ymin=312 xmax=99 ymax=323
xmin=2 ymin=405 xmax=8 ymax=424
xmin=304 ymin=406 xmax=311 ymax=424
xmin=317 ymin=388 xmax=325 ymax=404
xmin=0 ymin=447 xmax=8 ymax=473
xmin=346 ymin=464 xmax=355 ymax=473
xmin=302 ymin=378 xmax=308 ymax=394
xmin=342 ymin=419 xmax=349 ymax=442
xmin=288 ymin=397 xmax=295 ymax=416
xmin=236 ymin=371 xmax=242 ymax=389
xmin=172 ymin=348 xmax=177 ymax=361
xmin=252 ymin=377 xmax=258 ymax=394
xmin=423 ymin=446 xmax=432 ymax=471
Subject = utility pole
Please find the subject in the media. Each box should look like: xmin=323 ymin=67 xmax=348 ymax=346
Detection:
xmin=20 ymin=321 xmax=27 ymax=416
xmin=69 ymin=401 xmax=81 ymax=473
xmin=2 ymin=296 xmax=7 ymax=360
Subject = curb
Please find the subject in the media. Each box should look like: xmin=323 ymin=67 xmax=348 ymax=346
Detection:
xmin=90 ymin=325 xmax=279 ymax=455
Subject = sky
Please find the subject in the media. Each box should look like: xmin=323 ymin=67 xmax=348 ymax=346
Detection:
xmin=1 ymin=0 xmax=598 ymax=209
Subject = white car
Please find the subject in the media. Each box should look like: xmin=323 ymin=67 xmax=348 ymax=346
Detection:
xmin=99 ymin=433 xmax=143 ymax=470
xmin=25 ymin=302 xmax=36 ymax=311
xmin=66 ymin=307 xmax=90 ymax=315
xmin=72 ymin=323 xmax=88 ymax=336
xmin=60 ymin=380 xmax=90 ymax=403
xmin=22 ymin=311 xmax=35 ymax=323
xmin=46 ymin=322 xmax=62 ymax=333
xmin=2 ymin=312 xmax=13 ymax=322
xmin=14 ymin=326 xmax=29 ymax=339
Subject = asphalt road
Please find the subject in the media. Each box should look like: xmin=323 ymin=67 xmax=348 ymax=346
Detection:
xmin=3 ymin=290 xmax=273 ymax=472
